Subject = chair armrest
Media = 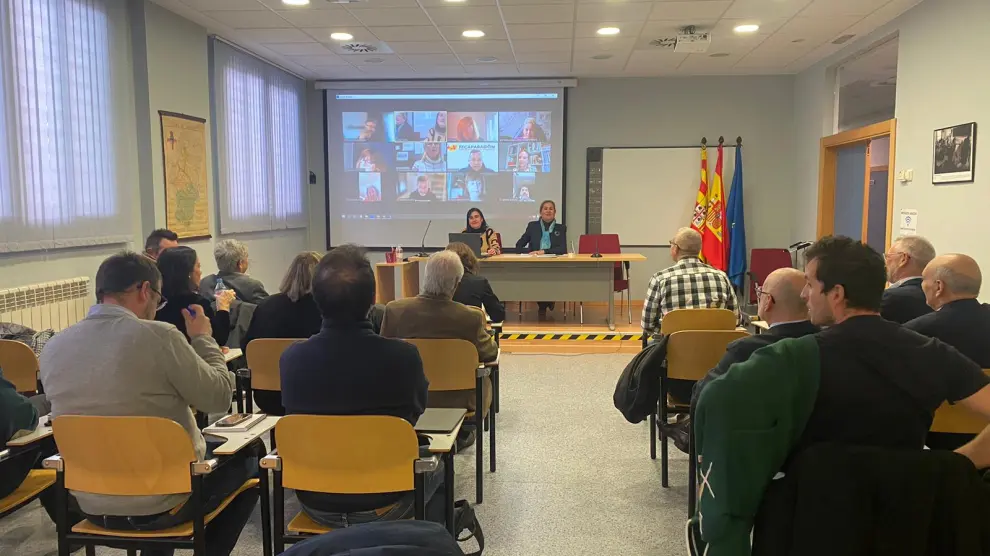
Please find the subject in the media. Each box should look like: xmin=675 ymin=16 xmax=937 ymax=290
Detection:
xmin=414 ymin=455 xmax=440 ymax=473
xmin=0 ymin=449 xmax=10 ymax=463
xmin=260 ymin=451 xmax=281 ymax=471
xmin=191 ymin=458 xmax=219 ymax=475
xmin=235 ymin=367 xmax=251 ymax=379
xmin=476 ymin=365 xmax=492 ymax=378
xmin=43 ymin=454 xmax=63 ymax=471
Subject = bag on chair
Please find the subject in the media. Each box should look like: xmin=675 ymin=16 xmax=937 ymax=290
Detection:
xmin=453 ymin=499 xmax=485 ymax=556
xmin=613 ymin=336 xmax=668 ymax=423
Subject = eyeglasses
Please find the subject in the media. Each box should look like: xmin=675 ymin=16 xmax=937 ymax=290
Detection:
xmin=755 ymin=285 xmax=773 ymax=303
xmin=149 ymin=286 xmax=168 ymax=311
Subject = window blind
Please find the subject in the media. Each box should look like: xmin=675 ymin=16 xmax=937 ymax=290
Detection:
xmin=0 ymin=0 xmax=130 ymax=252
xmin=211 ymin=39 xmax=307 ymax=234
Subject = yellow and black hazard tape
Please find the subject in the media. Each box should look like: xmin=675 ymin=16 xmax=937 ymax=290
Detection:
xmin=499 ymin=332 xmax=643 ymax=341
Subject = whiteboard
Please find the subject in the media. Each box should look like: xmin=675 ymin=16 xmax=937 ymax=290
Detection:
xmin=601 ymin=146 xmax=735 ymax=246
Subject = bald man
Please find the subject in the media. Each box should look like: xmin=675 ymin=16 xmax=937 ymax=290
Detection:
xmin=904 ymin=254 xmax=990 ymax=367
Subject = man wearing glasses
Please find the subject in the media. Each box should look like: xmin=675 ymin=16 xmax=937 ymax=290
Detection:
xmin=40 ymin=252 xmax=259 ymax=556
xmin=881 ymin=235 xmax=936 ymax=323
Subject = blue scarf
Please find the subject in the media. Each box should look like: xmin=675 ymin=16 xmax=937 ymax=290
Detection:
xmin=540 ymin=221 xmax=555 ymax=250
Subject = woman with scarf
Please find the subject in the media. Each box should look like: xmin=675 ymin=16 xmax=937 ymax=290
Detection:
xmin=463 ymin=207 xmax=501 ymax=256
xmin=515 ymin=199 xmax=567 ymax=317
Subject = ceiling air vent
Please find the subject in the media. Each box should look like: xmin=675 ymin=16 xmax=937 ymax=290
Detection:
xmin=649 ymin=37 xmax=677 ymax=49
xmin=341 ymin=43 xmax=378 ymax=54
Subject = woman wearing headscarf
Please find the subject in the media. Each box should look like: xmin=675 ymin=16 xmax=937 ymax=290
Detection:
xmin=462 ymin=207 xmax=501 ymax=256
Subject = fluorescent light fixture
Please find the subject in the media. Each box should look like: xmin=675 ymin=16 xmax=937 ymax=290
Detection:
xmin=733 ymin=24 xmax=760 ymax=34
xmin=462 ymin=29 xmax=485 ymax=38
xmin=596 ymin=27 xmax=620 ymax=36
xmin=282 ymin=0 xmax=310 ymax=5
xmin=330 ymin=32 xmax=354 ymax=41
xmin=445 ymin=0 xmax=467 ymax=3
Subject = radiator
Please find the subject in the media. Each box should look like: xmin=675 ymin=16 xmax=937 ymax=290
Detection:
xmin=0 ymin=277 xmax=91 ymax=332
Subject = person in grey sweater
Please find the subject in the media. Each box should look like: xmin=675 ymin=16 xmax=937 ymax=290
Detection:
xmin=199 ymin=239 xmax=269 ymax=305
xmin=40 ymin=252 xmax=259 ymax=556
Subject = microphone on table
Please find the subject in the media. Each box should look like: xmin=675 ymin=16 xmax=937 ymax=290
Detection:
xmin=417 ymin=220 xmax=432 ymax=257
xmin=591 ymin=235 xmax=602 ymax=258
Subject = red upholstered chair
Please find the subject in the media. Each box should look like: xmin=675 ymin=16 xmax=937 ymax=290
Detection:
xmin=748 ymin=249 xmax=793 ymax=303
xmin=577 ymin=234 xmax=632 ymax=324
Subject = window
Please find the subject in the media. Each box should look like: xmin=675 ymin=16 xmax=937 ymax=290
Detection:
xmin=211 ymin=39 xmax=307 ymax=234
xmin=0 ymin=0 xmax=129 ymax=252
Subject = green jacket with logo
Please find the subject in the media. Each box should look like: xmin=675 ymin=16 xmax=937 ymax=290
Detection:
xmin=693 ymin=335 xmax=821 ymax=556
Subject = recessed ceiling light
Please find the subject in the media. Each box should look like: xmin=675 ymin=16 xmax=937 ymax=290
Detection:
xmin=709 ymin=52 xmax=730 ymax=58
xmin=365 ymin=58 xmax=385 ymax=64
xmin=590 ymin=53 xmax=613 ymax=60
xmin=281 ymin=0 xmax=309 ymax=5
xmin=733 ymin=24 xmax=760 ymax=34
xmin=462 ymin=29 xmax=485 ymax=38
xmin=330 ymin=32 xmax=353 ymax=41
xmin=597 ymin=27 xmax=620 ymax=36
xmin=476 ymin=56 xmax=499 ymax=63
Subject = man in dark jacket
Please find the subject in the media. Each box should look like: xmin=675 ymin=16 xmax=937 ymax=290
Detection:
xmin=905 ymin=253 xmax=990 ymax=367
xmin=691 ymin=267 xmax=818 ymax=408
xmin=880 ymin=235 xmax=935 ymax=323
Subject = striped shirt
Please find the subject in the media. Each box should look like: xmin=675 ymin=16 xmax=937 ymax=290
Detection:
xmin=641 ymin=256 xmax=739 ymax=335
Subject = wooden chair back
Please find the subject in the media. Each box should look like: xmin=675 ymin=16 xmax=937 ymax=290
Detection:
xmin=275 ymin=415 xmax=419 ymax=494
xmin=404 ymin=339 xmax=478 ymax=392
xmin=930 ymin=369 xmax=990 ymax=434
xmin=246 ymin=338 xmax=302 ymax=391
xmin=0 ymin=339 xmax=39 ymax=393
xmin=666 ymin=330 xmax=749 ymax=381
xmin=660 ymin=308 xmax=737 ymax=336
xmin=52 ymin=416 xmax=196 ymax=495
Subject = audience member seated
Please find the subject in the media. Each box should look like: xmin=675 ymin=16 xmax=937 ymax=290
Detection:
xmin=664 ymin=268 xmax=819 ymax=453
xmin=200 ymin=239 xmax=269 ymax=304
xmin=381 ymin=250 xmax=497 ymax=450
xmin=641 ymin=227 xmax=738 ymax=401
xmin=447 ymin=242 xmax=506 ymax=323
xmin=39 ymin=252 xmax=259 ymax=556
xmin=156 ymin=246 xmax=235 ymax=346
xmin=143 ymin=228 xmax=178 ymax=261
xmin=905 ymin=253 xmax=990 ymax=367
xmin=279 ymin=245 xmax=445 ymax=527
xmin=881 ymin=235 xmax=936 ymax=323
xmin=0 ymin=366 xmax=57 ymax=520
xmin=243 ymin=252 xmax=323 ymax=415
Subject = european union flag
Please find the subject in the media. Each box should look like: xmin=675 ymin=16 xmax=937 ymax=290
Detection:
xmin=727 ymin=146 xmax=747 ymax=292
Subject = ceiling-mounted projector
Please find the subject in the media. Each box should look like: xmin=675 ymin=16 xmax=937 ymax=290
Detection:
xmin=674 ymin=26 xmax=711 ymax=53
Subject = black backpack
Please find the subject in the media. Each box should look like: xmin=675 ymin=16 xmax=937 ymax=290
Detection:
xmin=612 ymin=336 xmax=668 ymax=424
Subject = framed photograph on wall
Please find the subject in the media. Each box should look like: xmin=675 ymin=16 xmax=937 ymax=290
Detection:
xmin=933 ymin=122 xmax=977 ymax=184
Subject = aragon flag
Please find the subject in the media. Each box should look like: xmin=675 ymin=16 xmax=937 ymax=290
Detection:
xmin=690 ymin=143 xmax=710 ymax=262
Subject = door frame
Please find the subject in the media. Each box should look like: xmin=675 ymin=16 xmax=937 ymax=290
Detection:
xmin=816 ymin=119 xmax=897 ymax=250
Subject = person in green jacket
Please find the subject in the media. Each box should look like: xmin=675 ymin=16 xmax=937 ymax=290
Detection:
xmin=0 ymin=365 xmax=51 ymax=499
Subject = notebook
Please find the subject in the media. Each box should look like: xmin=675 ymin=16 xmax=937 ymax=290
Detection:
xmin=414 ymin=408 xmax=468 ymax=433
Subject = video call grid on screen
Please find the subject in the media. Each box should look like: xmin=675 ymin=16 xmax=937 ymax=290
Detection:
xmin=326 ymin=90 xmax=565 ymax=248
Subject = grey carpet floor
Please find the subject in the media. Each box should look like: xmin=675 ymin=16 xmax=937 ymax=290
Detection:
xmin=0 ymin=353 xmax=690 ymax=555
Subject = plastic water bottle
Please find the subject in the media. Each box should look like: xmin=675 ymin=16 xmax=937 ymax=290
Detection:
xmin=395 ymin=246 xmax=404 ymax=262
xmin=214 ymin=278 xmax=228 ymax=297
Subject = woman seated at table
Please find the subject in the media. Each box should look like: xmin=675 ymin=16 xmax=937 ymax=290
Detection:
xmin=515 ymin=200 xmax=567 ymax=317
xmin=448 ymin=242 xmax=506 ymax=323
xmin=243 ymin=252 xmax=322 ymax=415
xmin=156 ymin=246 xmax=234 ymax=346
xmin=462 ymin=207 xmax=501 ymax=256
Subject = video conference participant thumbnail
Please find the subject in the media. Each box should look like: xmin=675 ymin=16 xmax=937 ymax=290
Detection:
xmin=345 ymin=143 xmax=396 ymax=173
xmin=447 ymin=172 xmax=510 ymax=202
xmin=395 ymin=142 xmax=446 ymax=172
xmin=358 ymin=173 xmax=382 ymax=202
xmin=448 ymin=142 xmax=497 ymax=173
xmin=389 ymin=111 xmax=447 ymax=142
xmin=498 ymin=111 xmax=550 ymax=142
xmin=449 ymin=112 xmax=498 ymax=141
xmin=397 ymin=173 xmax=446 ymax=202
xmin=500 ymin=142 xmax=545 ymax=173
xmin=342 ymin=112 xmax=386 ymax=142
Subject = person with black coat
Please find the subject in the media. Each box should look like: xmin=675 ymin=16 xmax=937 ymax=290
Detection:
xmin=447 ymin=242 xmax=505 ymax=323
xmin=515 ymin=199 xmax=566 ymax=317
xmin=156 ymin=246 xmax=233 ymax=346
xmin=881 ymin=235 xmax=936 ymax=323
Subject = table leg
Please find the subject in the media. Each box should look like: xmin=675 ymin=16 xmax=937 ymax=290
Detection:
xmin=445 ymin=450 xmax=455 ymax=535
xmin=607 ymin=267 xmax=616 ymax=331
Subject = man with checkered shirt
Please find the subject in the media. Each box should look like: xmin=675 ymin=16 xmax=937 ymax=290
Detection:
xmin=641 ymin=227 xmax=739 ymax=403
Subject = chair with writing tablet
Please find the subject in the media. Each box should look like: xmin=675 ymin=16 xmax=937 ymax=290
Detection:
xmin=242 ymin=338 xmax=304 ymax=415
xmin=0 ymin=339 xmax=40 ymax=394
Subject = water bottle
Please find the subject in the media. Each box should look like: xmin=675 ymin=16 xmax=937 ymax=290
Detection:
xmin=214 ymin=278 xmax=228 ymax=298
xmin=395 ymin=246 xmax=404 ymax=262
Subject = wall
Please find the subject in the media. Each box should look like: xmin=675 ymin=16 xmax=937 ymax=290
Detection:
xmin=0 ymin=0 xmax=141 ymax=291
xmin=566 ymin=76 xmax=796 ymax=295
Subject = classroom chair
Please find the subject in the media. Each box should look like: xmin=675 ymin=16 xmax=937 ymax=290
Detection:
xmin=0 ymin=449 xmax=56 ymax=520
xmin=241 ymin=338 xmax=304 ymax=415
xmin=45 ymin=415 xmax=259 ymax=556
xmin=654 ymin=330 xmax=747 ymax=494
xmin=405 ymin=338 xmax=494 ymax=504
xmin=0 ymin=339 xmax=40 ymax=394
xmin=930 ymin=370 xmax=990 ymax=435
xmin=658 ymin=308 xmax=738 ymax=336
xmin=577 ymin=234 xmax=631 ymax=324
xmin=260 ymin=415 xmax=439 ymax=556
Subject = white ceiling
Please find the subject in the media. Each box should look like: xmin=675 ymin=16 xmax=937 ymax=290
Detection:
xmin=155 ymin=0 xmax=922 ymax=79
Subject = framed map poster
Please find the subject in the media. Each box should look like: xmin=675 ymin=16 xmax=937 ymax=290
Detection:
xmin=160 ymin=111 xmax=211 ymax=239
